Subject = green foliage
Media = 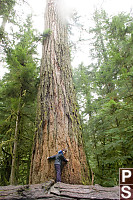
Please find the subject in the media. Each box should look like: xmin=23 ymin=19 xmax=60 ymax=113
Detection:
xmin=73 ymin=11 xmax=133 ymax=186
xmin=40 ymin=29 xmax=51 ymax=44
xmin=0 ymin=16 xmax=39 ymax=185
xmin=0 ymin=0 xmax=15 ymax=17
xmin=0 ymin=0 xmax=16 ymax=40
xmin=42 ymin=29 xmax=51 ymax=38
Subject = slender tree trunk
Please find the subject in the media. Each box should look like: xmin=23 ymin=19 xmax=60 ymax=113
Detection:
xmin=1 ymin=17 xmax=7 ymax=30
xmin=29 ymin=0 xmax=90 ymax=184
xmin=0 ymin=17 xmax=7 ymax=41
xmin=10 ymin=110 xmax=20 ymax=185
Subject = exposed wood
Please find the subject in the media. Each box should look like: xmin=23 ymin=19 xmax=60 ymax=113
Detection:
xmin=0 ymin=180 xmax=55 ymax=200
xmin=0 ymin=181 xmax=119 ymax=200
xmin=51 ymin=182 xmax=119 ymax=199
xmin=55 ymin=184 xmax=119 ymax=199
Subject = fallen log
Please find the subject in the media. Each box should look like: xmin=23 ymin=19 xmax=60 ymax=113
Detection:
xmin=50 ymin=182 xmax=119 ymax=199
xmin=0 ymin=179 xmax=55 ymax=200
xmin=0 ymin=180 xmax=119 ymax=200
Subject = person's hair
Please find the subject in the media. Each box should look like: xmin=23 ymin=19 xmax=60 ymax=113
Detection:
xmin=62 ymin=149 xmax=67 ymax=152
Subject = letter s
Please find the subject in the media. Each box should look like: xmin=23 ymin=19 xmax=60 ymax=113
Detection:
xmin=121 ymin=186 xmax=131 ymax=199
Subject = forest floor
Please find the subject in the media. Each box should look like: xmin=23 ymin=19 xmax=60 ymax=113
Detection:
xmin=0 ymin=179 xmax=119 ymax=200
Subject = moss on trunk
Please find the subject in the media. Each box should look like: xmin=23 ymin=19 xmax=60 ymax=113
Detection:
xmin=29 ymin=0 xmax=90 ymax=185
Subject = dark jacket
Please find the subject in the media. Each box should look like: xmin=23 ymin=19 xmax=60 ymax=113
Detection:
xmin=48 ymin=153 xmax=68 ymax=165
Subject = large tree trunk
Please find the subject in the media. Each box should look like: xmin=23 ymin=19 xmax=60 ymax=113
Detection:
xmin=29 ymin=0 xmax=90 ymax=184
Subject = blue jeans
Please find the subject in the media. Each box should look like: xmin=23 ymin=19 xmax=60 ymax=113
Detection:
xmin=55 ymin=164 xmax=61 ymax=182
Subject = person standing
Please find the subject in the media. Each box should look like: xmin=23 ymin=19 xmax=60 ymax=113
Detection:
xmin=47 ymin=149 xmax=69 ymax=182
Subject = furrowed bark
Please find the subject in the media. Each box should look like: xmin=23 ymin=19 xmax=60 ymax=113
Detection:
xmin=29 ymin=0 xmax=90 ymax=184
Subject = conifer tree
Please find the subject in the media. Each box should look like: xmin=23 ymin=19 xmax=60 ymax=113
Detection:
xmin=29 ymin=0 xmax=90 ymax=184
xmin=0 ymin=16 xmax=39 ymax=185
xmin=73 ymin=11 xmax=133 ymax=186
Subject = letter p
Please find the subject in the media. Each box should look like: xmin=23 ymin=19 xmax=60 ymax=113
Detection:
xmin=122 ymin=170 xmax=132 ymax=183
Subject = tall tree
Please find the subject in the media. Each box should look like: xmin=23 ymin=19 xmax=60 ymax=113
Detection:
xmin=0 ymin=0 xmax=17 ymax=41
xmin=0 ymin=0 xmax=15 ymax=30
xmin=0 ymin=16 xmax=39 ymax=185
xmin=73 ymin=11 xmax=133 ymax=186
xmin=29 ymin=0 xmax=90 ymax=184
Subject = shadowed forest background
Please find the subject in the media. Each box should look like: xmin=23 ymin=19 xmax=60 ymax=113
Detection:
xmin=0 ymin=0 xmax=133 ymax=187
